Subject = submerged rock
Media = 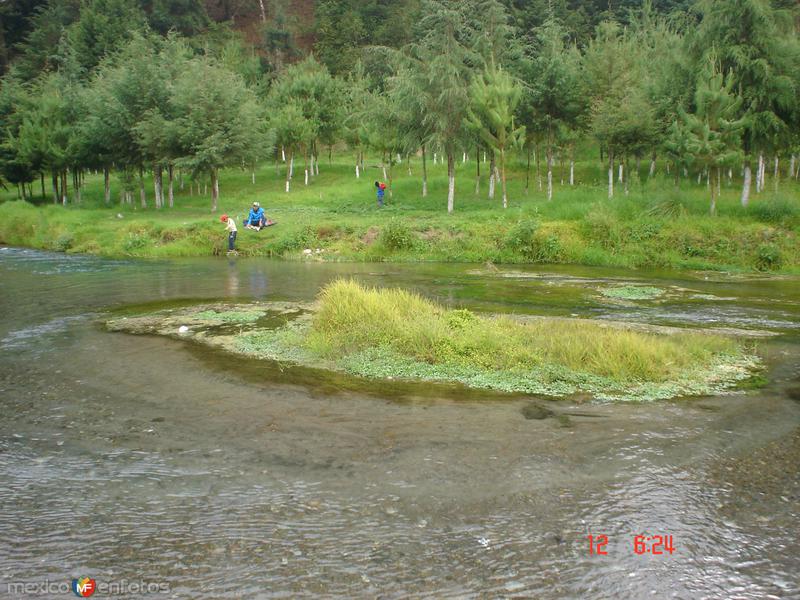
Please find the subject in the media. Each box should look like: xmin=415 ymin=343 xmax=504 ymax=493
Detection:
xmin=521 ymin=403 xmax=554 ymax=420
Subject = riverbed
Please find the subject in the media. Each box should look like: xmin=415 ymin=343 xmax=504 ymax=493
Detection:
xmin=0 ymin=248 xmax=798 ymax=598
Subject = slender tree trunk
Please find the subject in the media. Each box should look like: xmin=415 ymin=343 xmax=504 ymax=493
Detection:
xmin=73 ymin=170 xmax=81 ymax=203
xmin=251 ymin=169 xmax=255 ymax=185
xmin=488 ymin=152 xmax=496 ymax=199
xmin=257 ymin=0 xmax=266 ymax=22
xmin=138 ymin=166 xmax=146 ymax=208
xmin=286 ymin=150 xmax=293 ymax=192
xmin=309 ymin=153 xmax=314 ymax=178
xmin=525 ymin=145 xmax=531 ymax=194
xmin=716 ymin=166 xmax=721 ymax=197
xmin=569 ymin=146 xmax=575 ymax=186
xmin=446 ymin=152 xmax=455 ymax=214
xmin=281 ymin=146 xmax=285 ymax=162
xmin=710 ymin=167 xmax=717 ymax=215
xmin=168 ymin=164 xmax=174 ymax=208
xmin=304 ymin=150 xmax=309 ymax=186
xmin=210 ymin=168 xmax=219 ymax=211
xmin=421 ymin=145 xmax=428 ymax=197
xmin=153 ymin=164 xmax=162 ymax=209
xmin=547 ymin=145 xmax=553 ymax=201
xmin=388 ymin=159 xmax=393 ymax=199
xmin=475 ymin=147 xmax=480 ymax=195
xmin=40 ymin=172 xmax=45 ymax=199
xmin=103 ymin=167 xmax=110 ymax=204
xmin=500 ymin=149 xmax=508 ymax=209
xmin=52 ymin=171 xmax=58 ymax=204
xmin=618 ymin=162 xmax=624 ymax=184
xmin=756 ymin=153 xmax=764 ymax=192
xmin=741 ymin=158 xmax=752 ymax=207
xmin=535 ymin=145 xmax=542 ymax=191
xmin=289 ymin=155 xmax=294 ymax=179
xmin=790 ymin=154 xmax=796 ymax=179
xmin=774 ymin=156 xmax=779 ymax=192
xmin=649 ymin=152 xmax=656 ymax=178
xmin=608 ymin=150 xmax=614 ymax=199
xmin=559 ymin=152 xmax=564 ymax=185
xmin=61 ymin=170 xmax=68 ymax=205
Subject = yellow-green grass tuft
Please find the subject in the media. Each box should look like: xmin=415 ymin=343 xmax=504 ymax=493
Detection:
xmin=307 ymin=279 xmax=741 ymax=385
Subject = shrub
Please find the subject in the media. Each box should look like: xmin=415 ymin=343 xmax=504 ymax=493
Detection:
xmin=381 ymin=219 xmax=416 ymax=251
xmin=51 ymin=231 xmax=74 ymax=252
xmin=503 ymin=219 xmax=539 ymax=258
xmin=755 ymin=242 xmax=782 ymax=271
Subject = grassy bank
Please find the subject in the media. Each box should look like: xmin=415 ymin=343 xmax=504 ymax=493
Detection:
xmin=2 ymin=149 xmax=799 ymax=272
xmin=106 ymin=280 xmax=760 ymax=401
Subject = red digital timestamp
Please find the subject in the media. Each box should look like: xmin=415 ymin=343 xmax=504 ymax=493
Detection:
xmin=587 ymin=534 xmax=675 ymax=555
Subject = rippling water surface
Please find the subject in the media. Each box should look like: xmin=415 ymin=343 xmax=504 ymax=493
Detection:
xmin=1 ymin=248 xmax=798 ymax=598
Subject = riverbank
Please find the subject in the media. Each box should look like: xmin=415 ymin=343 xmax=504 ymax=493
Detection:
xmin=2 ymin=153 xmax=799 ymax=272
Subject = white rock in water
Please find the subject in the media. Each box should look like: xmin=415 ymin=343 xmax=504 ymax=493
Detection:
xmin=178 ymin=325 xmax=189 ymax=333
xmin=303 ymin=248 xmax=313 ymax=255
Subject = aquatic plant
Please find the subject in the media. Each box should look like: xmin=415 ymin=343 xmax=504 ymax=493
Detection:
xmin=600 ymin=285 xmax=665 ymax=300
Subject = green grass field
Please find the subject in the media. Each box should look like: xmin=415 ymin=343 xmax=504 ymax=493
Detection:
xmin=1 ymin=147 xmax=799 ymax=272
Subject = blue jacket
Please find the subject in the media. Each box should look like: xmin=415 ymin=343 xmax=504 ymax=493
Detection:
xmin=247 ymin=207 xmax=265 ymax=223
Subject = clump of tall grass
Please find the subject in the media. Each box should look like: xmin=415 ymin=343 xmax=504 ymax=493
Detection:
xmin=307 ymin=279 xmax=740 ymax=384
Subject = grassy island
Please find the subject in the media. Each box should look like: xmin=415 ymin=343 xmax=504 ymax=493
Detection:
xmin=107 ymin=280 xmax=761 ymax=402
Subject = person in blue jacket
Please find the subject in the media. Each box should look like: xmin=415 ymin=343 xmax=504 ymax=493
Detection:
xmin=244 ymin=201 xmax=267 ymax=230
xmin=375 ymin=181 xmax=386 ymax=208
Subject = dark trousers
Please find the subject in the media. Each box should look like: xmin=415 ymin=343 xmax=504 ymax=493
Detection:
xmin=228 ymin=231 xmax=237 ymax=251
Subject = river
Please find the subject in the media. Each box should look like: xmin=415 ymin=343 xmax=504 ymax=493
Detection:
xmin=0 ymin=247 xmax=798 ymax=598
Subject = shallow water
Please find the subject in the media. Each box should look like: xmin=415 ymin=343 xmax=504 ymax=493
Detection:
xmin=0 ymin=247 xmax=798 ymax=598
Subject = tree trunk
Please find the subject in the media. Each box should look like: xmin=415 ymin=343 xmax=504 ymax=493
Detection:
xmin=421 ymin=145 xmax=428 ymax=197
xmin=756 ymin=153 xmax=764 ymax=192
xmin=73 ymin=170 xmax=81 ymax=203
xmin=535 ymin=145 xmax=542 ymax=191
xmin=475 ymin=147 xmax=480 ymax=195
xmin=168 ymin=164 xmax=174 ymax=208
xmin=388 ymin=159 xmax=393 ymax=199
xmin=40 ymin=173 xmax=45 ymax=199
xmin=500 ymin=149 xmax=508 ymax=209
xmin=709 ymin=167 xmax=717 ymax=215
xmin=103 ymin=167 xmax=110 ymax=204
xmin=741 ymin=158 xmax=751 ymax=207
xmin=355 ymin=163 xmax=360 ymax=178
xmin=790 ymin=154 xmax=796 ymax=179
xmin=52 ymin=171 xmax=58 ymax=204
xmin=251 ymin=169 xmax=255 ymax=185
xmin=61 ymin=170 xmax=68 ymax=205
xmin=649 ymin=152 xmax=656 ymax=178
xmin=569 ymin=146 xmax=575 ymax=186
xmin=153 ymin=164 xmax=163 ymax=209
xmin=774 ymin=156 xmax=779 ymax=192
xmin=289 ymin=155 xmax=294 ymax=179
xmin=488 ymin=152 xmax=496 ymax=200
xmin=286 ymin=150 xmax=293 ymax=192
xmin=525 ymin=145 xmax=531 ymax=194
xmin=138 ymin=166 xmax=146 ymax=208
xmin=547 ymin=146 xmax=553 ymax=201
xmin=618 ymin=162 xmax=624 ymax=183
xmin=210 ymin=168 xmax=219 ymax=211
xmin=281 ymin=146 xmax=285 ymax=162
xmin=608 ymin=150 xmax=614 ymax=199
xmin=257 ymin=0 xmax=266 ymax=22
xmin=446 ymin=152 xmax=455 ymax=214
xmin=309 ymin=153 xmax=314 ymax=178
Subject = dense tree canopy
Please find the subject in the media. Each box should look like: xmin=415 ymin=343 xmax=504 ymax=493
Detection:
xmin=0 ymin=0 xmax=798 ymax=210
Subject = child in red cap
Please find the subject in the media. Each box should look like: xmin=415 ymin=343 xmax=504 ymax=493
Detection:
xmin=220 ymin=214 xmax=238 ymax=254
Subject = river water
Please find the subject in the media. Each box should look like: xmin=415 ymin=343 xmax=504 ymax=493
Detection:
xmin=0 ymin=247 xmax=798 ymax=599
